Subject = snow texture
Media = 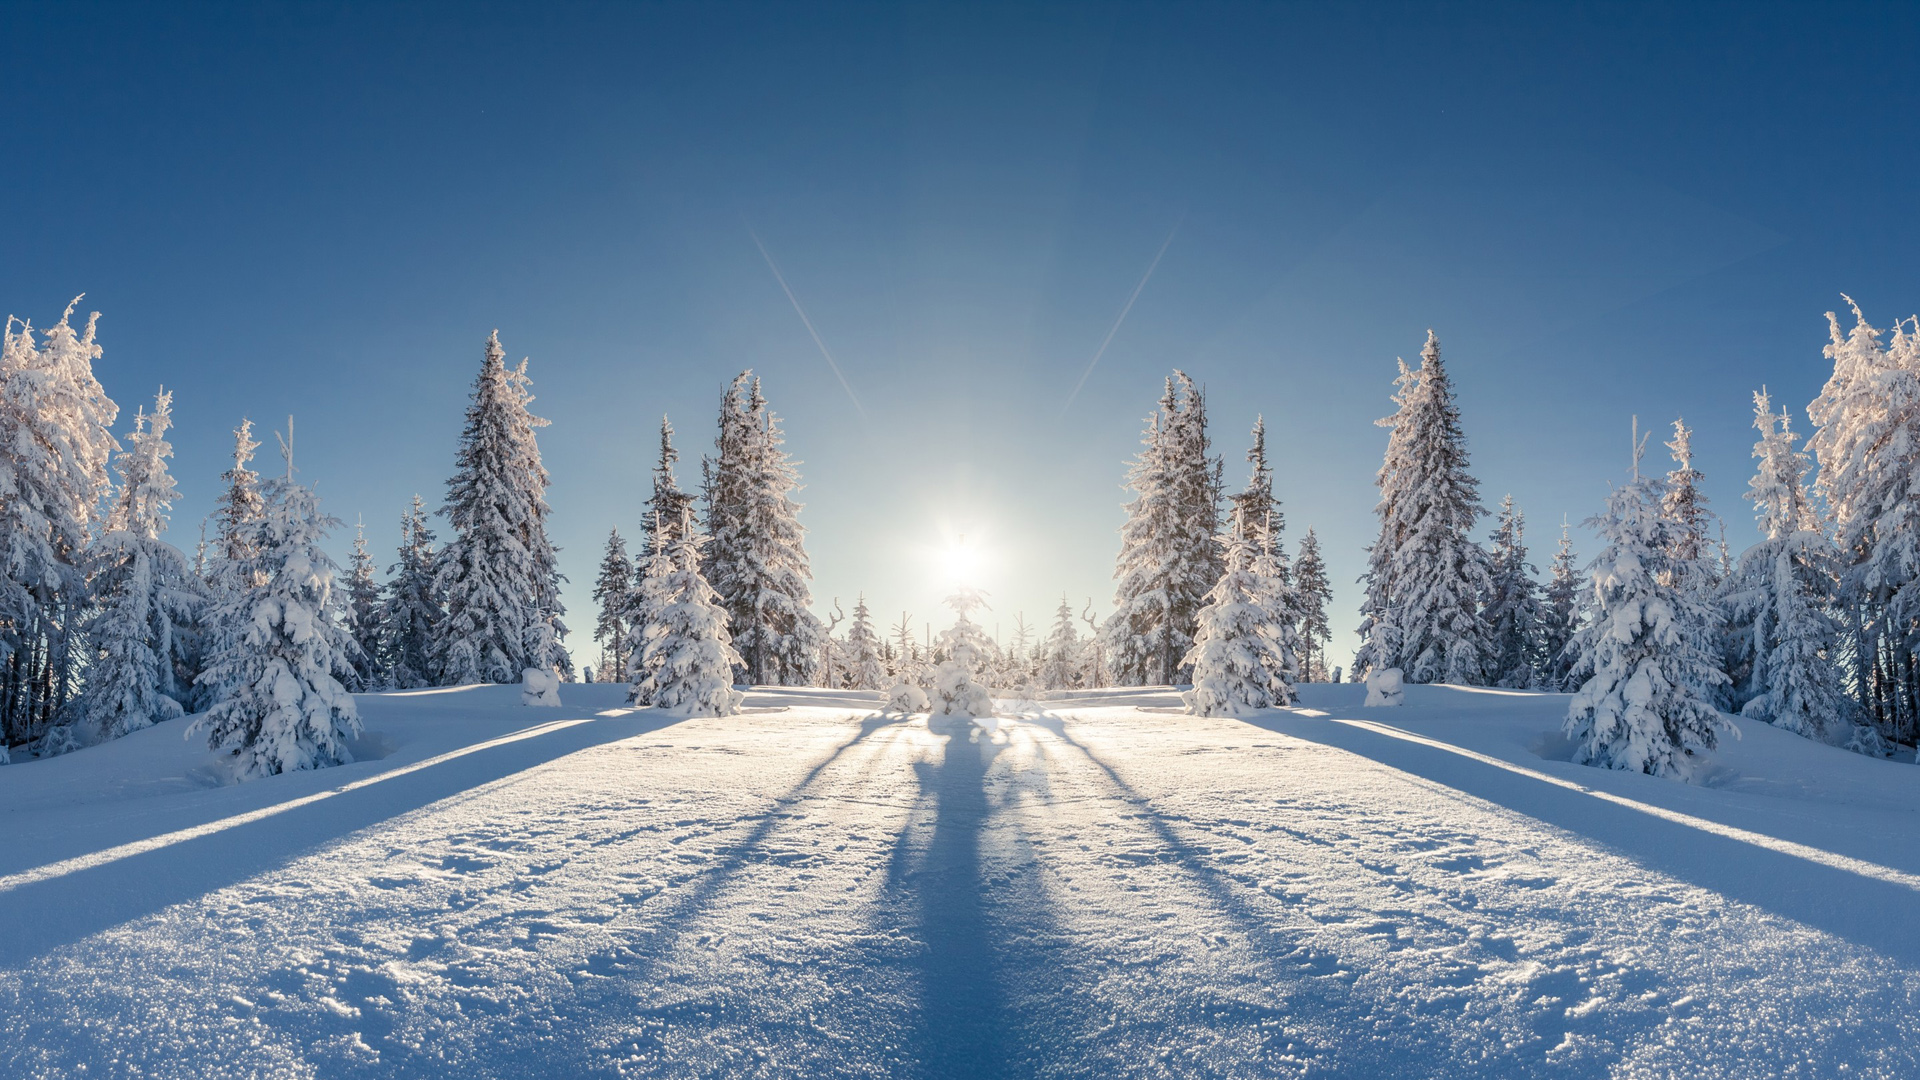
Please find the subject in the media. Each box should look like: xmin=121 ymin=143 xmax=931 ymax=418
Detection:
xmin=520 ymin=668 xmax=562 ymax=707
xmin=1364 ymin=666 xmax=1405 ymax=706
xmin=4 ymin=681 xmax=1920 ymax=1078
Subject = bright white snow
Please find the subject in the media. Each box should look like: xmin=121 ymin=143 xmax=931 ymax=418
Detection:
xmin=3 ymin=682 xmax=1918 ymax=1077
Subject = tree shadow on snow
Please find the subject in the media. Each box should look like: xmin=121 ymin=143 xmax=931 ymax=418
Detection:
xmin=1241 ymin=713 xmax=1920 ymax=968
xmin=0 ymin=711 xmax=694 ymax=969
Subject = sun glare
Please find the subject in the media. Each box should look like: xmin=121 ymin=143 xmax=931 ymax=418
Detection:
xmin=941 ymin=537 xmax=982 ymax=584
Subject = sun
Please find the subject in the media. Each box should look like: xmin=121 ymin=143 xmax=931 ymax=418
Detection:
xmin=941 ymin=535 xmax=982 ymax=584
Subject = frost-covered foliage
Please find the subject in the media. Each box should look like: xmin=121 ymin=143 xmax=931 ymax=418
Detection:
xmin=1293 ymin=528 xmax=1333 ymax=682
xmin=592 ymin=528 xmax=633 ymax=684
xmin=931 ymin=587 xmax=994 ymax=717
xmin=843 ymin=595 xmax=887 ymax=691
xmin=343 ymin=519 xmax=384 ymax=691
xmin=1565 ymin=453 xmax=1730 ymax=780
xmin=1482 ymin=495 xmax=1546 ymax=689
xmin=703 ymin=374 xmax=824 ymax=686
xmin=637 ymin=526 xmax=744 ymax=718
xmin=1039 ymin=596 xmax=1085 ymax=690
xmin=1539 ymin=522 xmax=1583 ymax=691
xmin=625 ymin=513 xmax=678 ymax=705
xmin=1182 ymin=512 xmax=1299 ymax=716
xmin=197 ymin=420 xmax=268 ymax=708
xmin=1661 ymin=419 xmax=1718 ymax=593
xmin=1357 ymin=332 xmax=1493 ymax=685
xmin=1806 ymin=299 xmax=1920 ymax=742
xmin=641 ymin=416 xmax=694 ymax=561
xmin=193 ymin=449 xmax=361 ymax=780
xmin=1723 ymin=390 xmax=1879 ymax=752
xmin=70 ymin=390 xmax=203 ymax=744
xmin=432 ymin=332 xmax=567 ymax=685
xmin=1105 ymin=372 xmax=1222 ymax=686
xmin=377 ymin=495 xmax=439 ymax=690
xmin=0 ymin=299 xmax=120 ymax=755
xmin=885 ymin=679 xmax=930 ymax=714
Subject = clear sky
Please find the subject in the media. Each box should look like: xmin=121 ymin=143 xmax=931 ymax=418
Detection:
xmin=5 ymin=1 xmax=1917 ymax=671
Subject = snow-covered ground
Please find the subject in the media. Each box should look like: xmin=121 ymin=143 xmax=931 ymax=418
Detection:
xmin=3 ymin=682 xmax=1918 ymax=1078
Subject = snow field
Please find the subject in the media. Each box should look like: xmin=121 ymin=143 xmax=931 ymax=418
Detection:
xmin=2 ymin=682 xmax=1917 ymax=1078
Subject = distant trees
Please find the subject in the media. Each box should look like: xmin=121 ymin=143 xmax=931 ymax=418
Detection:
xmin=1293 ymin=529 xmax=1332 ymax=682
xmin=1483 ymin=494 xmax=1546 ymax=689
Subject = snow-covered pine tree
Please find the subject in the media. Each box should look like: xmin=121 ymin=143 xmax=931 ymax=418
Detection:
xmin=0 ymin=300 xmax=120 ymax=755
xmin=1293 ymin=528 xmax=1333 ymax=682
xmin=1661 ymin=418 xmax=1717 ymax=589
xmin=1039 ymin=596 xmax=1083 ymax=690
xmin=1565 ymin=426 xmax=1730 ymax=779
xmin=70 ymin=389 xmax=203 ymax=745
xmin=1104 ymin=372 xmax=1222 ymax=685
xmin=431 ymin=331 xmax=567 ymax=685
xmin=889 ymin=612 xmax=921 ymax=683
xmin=1355 ymin=332 xmax=1494 ymax=685
xmin=843 ymin=594 xmax=887 ymax=691
xmin=592 ymin=528 xmax=633 ymax=682
xmin=377 ymin=495 xmax=439 ymax=689
xmin=343 ymin=518 xmax=384 ymax=691
xmin=638 ymin=519 xmax=744 ymax=717
xmin=702 ymin=373 xmax=824 ymax=686
xmin=1539 ymin=520 xmax=1582 ymax=691
xmin=192 ymin=431 xmax=361 ymax=779
xmin=1807 ymin=299 xmax=1920 ymax=743
xmin=624 ymin=513 xmax=676 ymax=703
xmin=1723 ymin=389 xmax=1877 ymax=750
xmin=641 ymin=416 xmax=694 ymax=560
xmin=1183 ymin=508 xmax=1299 ymax=716
xmin=931 ymin=586 xmax=994 ymax=717
xmin=1482 ymin=495 xmax=1547 ymax=688
xmin=195 ymin=419 xmax=268 ymax=709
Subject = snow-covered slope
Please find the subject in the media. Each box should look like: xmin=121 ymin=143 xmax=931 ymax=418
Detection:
xmin=2 ymin=683 xmax=1916 ymax=1077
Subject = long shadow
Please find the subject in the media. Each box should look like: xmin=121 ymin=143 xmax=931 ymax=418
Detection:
xmin=1024 ymin=714 xmax=1672 ymax=1079
xmin=1243 ymin=712 xmax=1920 ymax=967
xmin=899 ymin=718 xmax=1008 ymax=1080
xmin=0 ymin=711 xmax=695 ymax=968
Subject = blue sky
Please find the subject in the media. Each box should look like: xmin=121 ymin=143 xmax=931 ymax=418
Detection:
xmin=4 ymin=1 xmax=1916 ymax=670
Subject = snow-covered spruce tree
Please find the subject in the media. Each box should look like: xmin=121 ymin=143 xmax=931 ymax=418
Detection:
xmin=1565 ymin=432 xmax=1730 ymax=779
xmin=1104 ymin=372 xmax=1222 ymax=685
xmin=638 ymin=523 xmax=744 ymax=717
xmin=1723 ymin=389 xmax=1878 ymax=750
xmin=1482 ymin=494 xmax=1547 ymax=688
xmin=69 ymin=390 xmax=204 ymax=745
xmin=624 ymin=513 xmax=676 ymax=703
xmin=1183 ymin=509 xmax=1299 ymax=716
xmin=343 ymin=518 xmax=384 ymax=691
xmin=0 ymin=300 xmax=120 ymax=755
xmin=431 ymin=332 xmax=567 ymax=685
xmin=702 ymin=373 xmax=824 ymax=685
xmin=843 ymin=594 xmax=887 ymax=691
xmin=1807 ymin=299 xmax=1920 ymax=742
xmin=592 ymin=528 xmax=633 ymax=682
xmin=1039 ymin=596 xmax=1084 ymax=690
xmin=931 ymin=586 xmax=995 ymax=716
xmin=192 ymin=436 xmax=361 ymax=779
xmin=377 ymin=495 xmax=439 ymax=690
xmin=641 ymin=415 xmax=695 ymax=562
xmin=1293 ymin=528 xmax=1333 ymax=682
xmin=1661 ymin=418 xmax=1718 ymax=590
xmin=1355 ymin=332 xmax=1494 ymax=685
xmin=195 ymin=419 xmax=268 ymax=708
xmin=1539 ymin=520 xmax=1583 ymax=691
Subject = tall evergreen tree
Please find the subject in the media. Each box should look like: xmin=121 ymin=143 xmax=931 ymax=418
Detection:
xmin=1662 ymin=417 xmax=1719 ymax=591
xmin=703 ymin=373 xmax=824 ymax=686
xmin=192 ymin=434 xmax=361 ymax=779
xmin=431 ymin=331 xmax=567 ymax=684
xmin=1565 ymin=430 xmax=1729 ymax=779
xmin=1356 ymin=331 xmax=1493 ymax=685
xmin=1723 ymin=390 xmax=1877 ymax=750
xmin=1539 ymin=520 xmax=1583 ymax=691
xmin=1807 ymin=299 xmax=1920 ymax=743
xmin=1483 ymin=494 xmax=1546 ymax=688
xmin=642 ymin=416 xmax=694 ymax=559
xmin=1104 ymin=372 xmax=1222 ymax=685
xmin=343 ymin=518 xmax=384 ymax=691
xmin=378 ymin=496 xmax=439 ymax=690
xmin=592 ymin=528 xmax=634 ymax=682
xmin=0 ymin=300 xmax=120 ymax=754
xmin=1293 ymin=528 xmax=1332 ymax=682
xmin=931 ymin=586 xmax=994 ymax=717
xmin=70 ymin=389 xmax=202 ymax=745
xmin=624 ymin=514 xmax=678 ymax=703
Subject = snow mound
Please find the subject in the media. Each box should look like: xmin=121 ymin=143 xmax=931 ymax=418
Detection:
xmin=1364 ymin=667 xmax=1405 ymax=706
xmin=520 ymin=668 xmax=562 ymax=707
